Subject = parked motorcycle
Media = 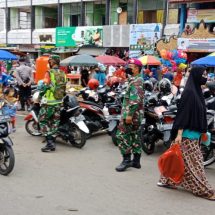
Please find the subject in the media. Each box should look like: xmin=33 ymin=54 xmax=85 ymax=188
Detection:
xmin=0 ymin=99 xmax=15 ymax=176
xmin=24 ymin=92 xmax=89 ymax=148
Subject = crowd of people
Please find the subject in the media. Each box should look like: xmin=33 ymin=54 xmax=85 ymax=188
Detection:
xmin=0 ymin=53 xmax=215 ymax=201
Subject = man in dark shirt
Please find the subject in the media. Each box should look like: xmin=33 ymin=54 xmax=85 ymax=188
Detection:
xmin=81 ymin=68 xmax=89 ymax=87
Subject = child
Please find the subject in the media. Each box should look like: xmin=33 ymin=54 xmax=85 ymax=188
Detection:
xmin=3 ymin=88 xmax=18 ymax=132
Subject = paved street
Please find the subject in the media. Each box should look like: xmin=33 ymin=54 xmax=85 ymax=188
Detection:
xmin=0 ymin=115 xmax=215 ymax=215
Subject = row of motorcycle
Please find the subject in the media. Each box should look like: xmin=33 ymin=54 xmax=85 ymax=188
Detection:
xmin=1 ymin=77 xmax=215 ymax=176
xmin=25 ymin=77 xmax=215 ymax=167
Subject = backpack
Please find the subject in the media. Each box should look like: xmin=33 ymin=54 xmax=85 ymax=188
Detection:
xmin=50 ymin=69 xmax=66 ymax=100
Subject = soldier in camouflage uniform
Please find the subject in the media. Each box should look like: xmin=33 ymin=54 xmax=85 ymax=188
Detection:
xmin=115 ymin=58 xmax=144 ymax=172
xmin=38 ymin=55 xmax=66 ymax=152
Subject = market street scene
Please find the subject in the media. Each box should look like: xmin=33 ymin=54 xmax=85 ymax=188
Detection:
xmin=0 ymin=0 xmax=215 ymax=214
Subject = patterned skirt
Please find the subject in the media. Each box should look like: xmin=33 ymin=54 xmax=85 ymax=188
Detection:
xmin=159 ymin=138 xmax=215 ymax=198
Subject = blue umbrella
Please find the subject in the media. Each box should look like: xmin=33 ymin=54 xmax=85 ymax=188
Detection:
xmin=0 ymin=50 xmax=18 ymax=60
xmin=191 ymin=56 xmax=215 ymax=67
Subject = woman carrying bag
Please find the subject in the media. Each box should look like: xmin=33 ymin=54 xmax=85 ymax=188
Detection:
xmin=157 ymin=66 xmax=215 ymax=201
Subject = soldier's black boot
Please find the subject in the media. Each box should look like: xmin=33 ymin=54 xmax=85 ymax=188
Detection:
xmin=131 ymin=153 xmax=141 ymax=169
xmin=115 ymin=154 xmax=132 ymax=172
xmin=41 ymin=136 xmax=56 ymax=152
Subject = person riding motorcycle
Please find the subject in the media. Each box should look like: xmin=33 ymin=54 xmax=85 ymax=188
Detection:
xmin=38 ymin=55 xmax=66 ymax=152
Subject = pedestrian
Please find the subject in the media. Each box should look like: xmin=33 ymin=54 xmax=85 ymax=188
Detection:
xmin=93 ymin=67 xmax=106 ymax=86
xmin=15 ymin=56 xmax=34 ymax=111
xmin=38 ymin=55 xmax=66 ymax=152
xmin=157 ymin=66 xmax=215 ymax=201
xmin=81 ymin=67 xmax=89 ymax=87
xmin=115 ymin=58 xmax=144 ymax=172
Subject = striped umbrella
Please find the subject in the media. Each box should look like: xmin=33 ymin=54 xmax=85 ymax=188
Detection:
xmin=138 ymin=55 xmax=161 ymax=66
xmin=208 ymin=52 xmax=215 ymax=56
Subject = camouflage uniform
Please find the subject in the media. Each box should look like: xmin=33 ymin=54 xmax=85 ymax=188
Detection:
xmin=117 ymin=74 xmax=144 ymax=155
xmin=38 ymin=105 xmax=61 ymax=137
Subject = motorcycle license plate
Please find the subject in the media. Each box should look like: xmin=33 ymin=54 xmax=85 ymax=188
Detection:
xmin=141 ymin=118 xmax=146 ymax=125
xmin=109 ymin=120 xmax=117 ymax=132
xmin=162 ymin=124 xmax=173 ymax=131
xmin=71 ymin=115 xmax=85 ymax=123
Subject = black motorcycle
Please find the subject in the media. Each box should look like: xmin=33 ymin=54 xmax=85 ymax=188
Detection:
xmin=141 ymin=93 xmax=177 ymax=155
xmin=0 ymin=100 xmax=15 ymax=176
xmin=24 ymin=94 xmax=89 ymax=148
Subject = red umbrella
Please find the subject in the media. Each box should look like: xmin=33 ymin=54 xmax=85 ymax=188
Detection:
xmin=95 ymin=55 xmax=126 ymax=66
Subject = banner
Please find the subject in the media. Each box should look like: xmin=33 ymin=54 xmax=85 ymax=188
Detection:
xmin=187 ymin=9 xmax=215 ymax=23
xmin=178 ymin=38 xmax=215 ymax=52
xmin=129 ymin=23 xmax=162 ymax=58
xmin=56 ymin=26 xmax=103 ymax=47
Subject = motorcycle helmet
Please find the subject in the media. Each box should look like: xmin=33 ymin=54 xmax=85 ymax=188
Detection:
xmin=37 ymin=80 xmax=44 ymax=90
xmin=63 ymin=95 xmax=79 ymax=109
xmin=107 ymin=76 xmax=121 ymax=89
xmin=144 ymin=80 xmax=153 ymax=92
xmin=158 ymin=78 xmax=172 ymax=95
xmin=88 ymin=79 xmax=99 ymax=90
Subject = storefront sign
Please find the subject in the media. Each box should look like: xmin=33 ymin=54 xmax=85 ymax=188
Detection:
xmin=187 ymin=9 xmax=215 ymax=23
xmin=39 ymin=34 xmax=53 ymax=43
xmin=129 ymin=23 xmax=162 ymax=58
xmin=33 ymin=29 xmax=55 ymax=44
xmin=178 ymin=38 xmax=215 ymax=52
xmin=56 ymin=26 xmax=103 ymax=47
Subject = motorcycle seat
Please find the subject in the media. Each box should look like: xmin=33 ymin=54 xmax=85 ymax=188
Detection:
xmin=80 ymin=101 xmax=103 ymax=109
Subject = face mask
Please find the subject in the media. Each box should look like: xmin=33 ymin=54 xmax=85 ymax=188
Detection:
xmin=200 ymin=76 xmax=207 ymax=85
xmin=125 ymin=68 xmax=133 ymax=77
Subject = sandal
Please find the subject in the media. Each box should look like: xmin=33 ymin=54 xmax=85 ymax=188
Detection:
xmin=201 ymin=193 xmax=215 ymax=201
xmin=157 ymin=182 xmax=177 ymax=189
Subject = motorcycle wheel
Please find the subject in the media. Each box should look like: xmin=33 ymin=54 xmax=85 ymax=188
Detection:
xmin=0 ymin=145 xmax=15 ymax=176
xmin=69 ymin=125 xmax=87 ymax=148
xmin=25 ymin=120 xmax=42 ymax=136
xmin=141 ymin=127 xmax=155 ymax=155
xmin=111 ymin=128 xmax=118 ymax=146
xmin=201 ymin=144 xmax=215 ymax=167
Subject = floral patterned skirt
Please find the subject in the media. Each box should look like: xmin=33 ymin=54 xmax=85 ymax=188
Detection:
xmin=159 ymin=138 xmax=214 ymax=198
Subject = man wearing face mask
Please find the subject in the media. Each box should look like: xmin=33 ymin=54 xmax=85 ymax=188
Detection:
xmin=38 ymin=55 xmax=66 ymax=152
xmin=115 ymin=59 xmax=144 ymax=172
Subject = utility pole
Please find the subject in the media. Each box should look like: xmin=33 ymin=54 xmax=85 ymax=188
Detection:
xmin=5 ymin=0 xmax=9 ymax=45
xmin=133 ymin=0 xmax=138 ymax=24
xmin=57 ymin=0 xmax=62 ymax=27
xmin=30 ymin=0 xmax=35 ymax=44
xmin=80 ymin=0 xmax=85 ymax=26
xmin=105 ymin=0 xmax=110 ymax=25
xmin=161 ymin=0 xmax=169 ymax=37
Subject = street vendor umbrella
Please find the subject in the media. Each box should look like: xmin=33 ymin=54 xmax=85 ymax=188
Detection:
xmin=138 ymin=55 xmax=161 ymax=66
xmin=0 ymin=50 xmax=18 ymax=60
xmin=60 ymin=54 xmax=98 ymax=66
xmin=191 ymin=55 xmax=215 ymax=67
xmin=95 ymin=55 xmax=126 ymax=66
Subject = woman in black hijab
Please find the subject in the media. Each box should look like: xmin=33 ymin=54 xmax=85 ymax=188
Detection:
xmin=158 ymin=66 xmax=215 ymax=201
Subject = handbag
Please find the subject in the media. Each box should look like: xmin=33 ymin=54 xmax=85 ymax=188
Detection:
xmin=158 ymin=143 xmax=185 ymax=184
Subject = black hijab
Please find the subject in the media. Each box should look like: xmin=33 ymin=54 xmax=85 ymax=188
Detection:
xmin=171 ymin=66 xmax=207 ymax=140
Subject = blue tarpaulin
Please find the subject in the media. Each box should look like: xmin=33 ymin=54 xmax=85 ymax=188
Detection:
xmin=0 ymin=50 xmax=18 ymax=60
xmin=191 ymin=56 xmax=215 ymax=67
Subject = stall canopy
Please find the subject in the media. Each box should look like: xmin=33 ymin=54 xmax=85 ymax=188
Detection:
xmin=60 ymin=54 xmax=98 ymax=66
xmin=191 ymin=53 xmax=215 ymax=66
xmin=0 ymin=50 xmax=18 ymax=60
xmin=95 ymin=55 xmax=126 ymax=66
